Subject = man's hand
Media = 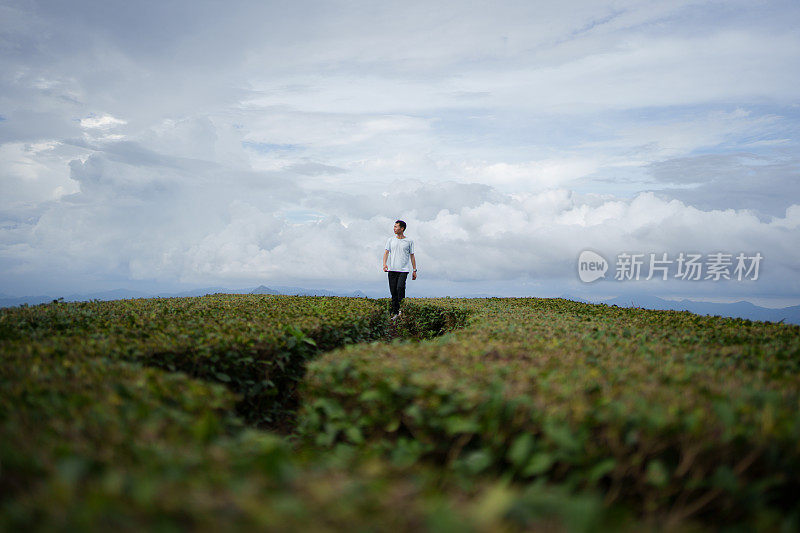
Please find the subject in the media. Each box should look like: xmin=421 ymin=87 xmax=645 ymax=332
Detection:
xmin=383 ymin=264 xmax=388 ymax=272
xmin=412 ymin=271 xmax=417 ymax=280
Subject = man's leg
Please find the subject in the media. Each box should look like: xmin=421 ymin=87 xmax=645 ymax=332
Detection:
xmin=396 ymin=272 xmax=409 ymax=312
xmin=388 ymin=271 xmax=400 ymax=315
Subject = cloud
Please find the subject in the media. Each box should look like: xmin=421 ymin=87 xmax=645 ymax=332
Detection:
xmin=456 ymin=159 xmax=601 ymax=191
xmin=6 ymin=157 xmax=799 ymax=300
xmin=1 ymin=0 xmax=799 ymax=302
xmin=301 ymin=180 xmax=505 ymax=222
xmin=0 ymin=141 xmax=81 ymax=210
xmin=238 ymin=108 xmax=432 ymax=149
xmin=80 ymin=114 xmax=126 ymax=129
xmin=0 ymin=110 xmax=84 ymax=144
xmin=645 ymin=152 xmax=800 ymax=217
xmin=577 ymin=108 xmax=784 ymax=160
xmin=285 ymin=161 xmax=347 ymax=176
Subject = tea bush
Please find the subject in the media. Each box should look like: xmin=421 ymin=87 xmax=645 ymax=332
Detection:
xmin=1 ymin=294 xmax=388 ymax=427
xmin=4 ymin=294 xmax=798 ymax=530
xmin=2 ymin=294 xmax=605 ymax=531
xmin=3 ymin=343 xmax=556 ymax=531
xmin=299 ymin=297 xmax=800 ymax=529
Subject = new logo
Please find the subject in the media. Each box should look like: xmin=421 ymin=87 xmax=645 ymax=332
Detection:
xmin=578 ymin=250 xmax=608 ymax=283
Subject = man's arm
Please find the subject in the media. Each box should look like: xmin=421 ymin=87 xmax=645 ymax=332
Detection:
xmin=410 ymin=253 xmax=416 ymax=280
xmin=383 ymin=249 xmax=389 ymax=271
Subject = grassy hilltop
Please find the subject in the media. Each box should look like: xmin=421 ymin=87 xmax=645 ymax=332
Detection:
xmin=1 ymin=295 xmax=798 ymax=531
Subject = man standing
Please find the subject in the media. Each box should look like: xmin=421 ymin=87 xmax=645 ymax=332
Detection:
xmin=382 ymin=220 xmax=416 ymax=318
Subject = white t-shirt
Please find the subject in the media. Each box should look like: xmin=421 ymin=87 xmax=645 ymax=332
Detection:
xmin=385 ymin=236 xmax=415 ymax=272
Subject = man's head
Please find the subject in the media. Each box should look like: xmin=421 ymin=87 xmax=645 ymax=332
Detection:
xmin=394 ymin=220 xmax=406 ymax=235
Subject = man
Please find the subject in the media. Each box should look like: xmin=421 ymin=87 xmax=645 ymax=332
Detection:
xmin=382 ymin=220 xmax=416 ymax=318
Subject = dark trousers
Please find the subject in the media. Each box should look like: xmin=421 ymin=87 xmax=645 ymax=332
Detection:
xmin=388 ymin=271 xmax=409 ymax=314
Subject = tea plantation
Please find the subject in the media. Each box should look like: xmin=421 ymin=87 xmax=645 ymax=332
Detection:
xmin=1 ymin=295 xmax=798 ymax=531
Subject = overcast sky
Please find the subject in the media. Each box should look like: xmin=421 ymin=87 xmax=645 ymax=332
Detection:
xmin=1 ymin=0 xmax=799 ymax=305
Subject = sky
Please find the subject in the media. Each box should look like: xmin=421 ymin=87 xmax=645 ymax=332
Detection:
xmin=1 ymin=0 xmax=799 ymax=305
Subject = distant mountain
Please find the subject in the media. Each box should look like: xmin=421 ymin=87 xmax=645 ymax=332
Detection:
xmin=0 ymin=288 xmax=237 ymax=308
xmin=561 ymin=293 xmax=800 ymax=326
xmin=157 ymin=287 xmax=249 ymax=298
xmin=260 ymin=286 xmax=353 ymax=297
xmin=0 ymin=294 xmax=55 ymax=308
xmin=66 ymin=288 xmax=152 ymax=301
xmin=3 ymin=287 xmax=797 ymax=326
xmin=250 ymin=285 xmax=281 ymax=295
xmin=249 ymin=285 xmax=371 ymax=297
xmin=0 ymin=285 xmax=371 ymax=308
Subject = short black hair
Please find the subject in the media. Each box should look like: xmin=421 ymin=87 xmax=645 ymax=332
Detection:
xmin=395 ymin=219 xmax=406 ymax=230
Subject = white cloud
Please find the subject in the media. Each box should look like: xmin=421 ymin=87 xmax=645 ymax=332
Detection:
xmin=0 ymin=142 xmax=81 ymax=209
xmin=579 ymin=109 xmax=782 ymax=161
xmin=643 ymin=152 xmax=800 ymax=217
xmin=7 ymin=156 xmax=799 ymax=297
xmin=1 ymin=0 xmax=799 ymax=301
xmin=80 ymin=114 xmax=127 ymax=129
xmin=239 ymin=108 xmax=432 ymax=149
xmin=407 ymin=190 xmax=800 ymax=295
xmin=769 ymin=205 xmax=800 ymax=230
xmin=456 ymin=159 xmax=600 ymax=191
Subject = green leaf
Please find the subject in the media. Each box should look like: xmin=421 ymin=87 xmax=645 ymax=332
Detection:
xmin=645 ymin=459 xmax=669 ymax=487
xmin=444 ymin=415 xmax=479 ymax=435
xmin=543 ymin=421 xmax=581 ymax=453
xmin=588 ymin=458 xmax=617 ymax=483
xmin=523 ymin=453 xmax=554 ymax=476
xmin=358 ymin=389 xmax=383 ymax=403
xmin=344 ymin=426 xmax=364 ymax=444
xmin=507 ymin=433 xmax=534 ymax=468
xmin=464 ymin=450 xmax=493 ymax=475
xmin=404 ymin=403 xmax=423 ymax=422
xmin=391 ymin=438 xmax=425 ymax=468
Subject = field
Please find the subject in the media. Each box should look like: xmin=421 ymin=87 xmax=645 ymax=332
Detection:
xmin=1 ymin=295 xmax=799 ymax=531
